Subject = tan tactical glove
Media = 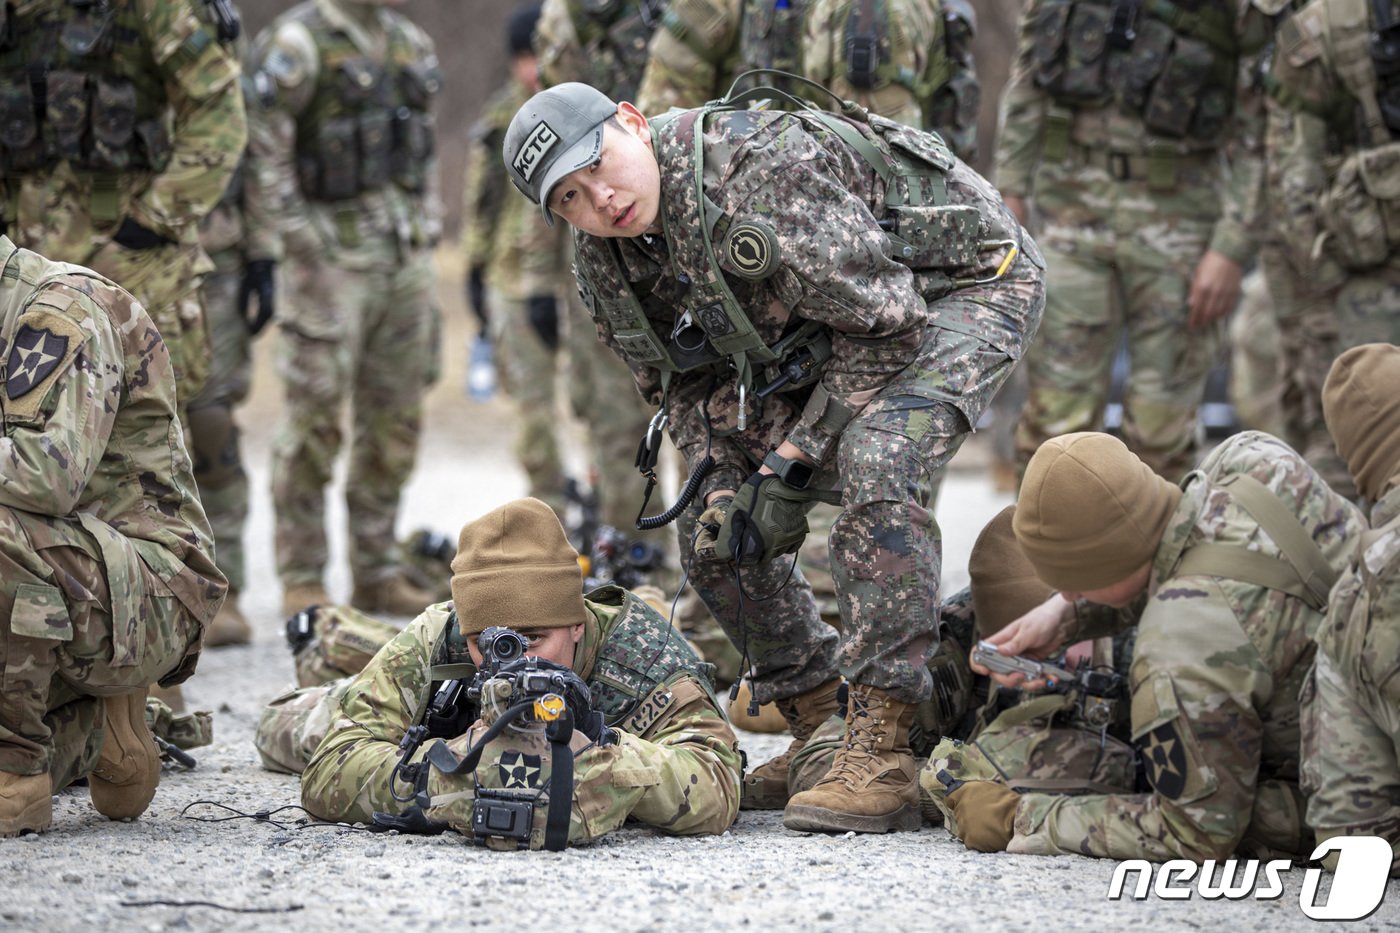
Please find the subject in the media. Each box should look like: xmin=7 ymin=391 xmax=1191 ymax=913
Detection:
xmin=693 ymin=495 xmax=734 ymax=561
xmin=946 ymin=781 xmax=1021 ymax=852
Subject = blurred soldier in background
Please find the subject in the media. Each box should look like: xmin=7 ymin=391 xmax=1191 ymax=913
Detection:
xmin=0 ymin=0 xmax=247 ymax=417
xmin=1003 ymin=0 xmax=1278 ymax=482
xmin=245 ymin=0 xmax=443 ymax=618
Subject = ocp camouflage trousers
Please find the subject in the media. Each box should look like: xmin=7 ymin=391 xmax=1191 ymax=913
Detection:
xmin=0 ymin=506 xmax=201 ymax=786
xmin=272 ymin=249 xmax=435 ymax=587
xmin=1015 ymin=160 xmax=1223 ymax=481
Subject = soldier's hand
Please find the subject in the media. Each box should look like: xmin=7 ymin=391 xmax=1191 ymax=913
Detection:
xmin=693 ymin=495 xmax=734 ymax=562
xmin=717 ymin=472 xmax=811 ymax=564
xmin=1187 ymin=249 xmax=1243 ymax=330
xmin=946 ymin=781 xmax=1020 ymax=852
xmin=526 ymin=294 xmax=560 ymax=351
xmin=239 ymin=260 xmax=278 ymax=335
xmin=112 ymin=217 xmax=175 ymax=251
xmin=970 ymin=592 xmax=1076 ymax=691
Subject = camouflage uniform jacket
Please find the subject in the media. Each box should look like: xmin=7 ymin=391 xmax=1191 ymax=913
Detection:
xmin=636 ymin=0 xmax=979 ymax=159
xmin=0 ymin=236 xmax=225 ymax=628
xmin=1268 ymin=0 xmax=1400 ymax=282
xmin=244 ymin=0 xmax=442 ymax=269
xmin=1 ymin=0 xmax=246 ymax=263
xmin=572 ymin=107 xmax=1035 ymax=497
xmin=1011 ymin=431 xmax=1365 ymax=861
xmin=994 ymin=0 xmax=1278 ymax=263
xmin=1301 ymin=483 xmax=1400 ymax=870
xmin=300 ymin=588 xmax=742 ymax=838
xmin=536 ymin=0 xmax=666 ymax=101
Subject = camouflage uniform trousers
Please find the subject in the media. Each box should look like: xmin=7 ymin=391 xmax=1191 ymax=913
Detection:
xmin=1261 ymin=247 xmax=1355 ymax=500
xmin=272 ymin=246 xmax=435 ymax=588
xmin=1228 ymin=266 xmax=1286 ymax=438
xmin=0 ymin=506 xmax=200 ymax=788
xmin=1014 ymin=159 xmax=1225 ymax=481
xmin=489 ymin=286 xmax=567 ymax=515
xmin=255 ymin=680 xmax=346 ymax=775
xmin=187 ymin=253 xmax=252 ymax=591
xmin=684 ymin=256 xmax=1044 ymax=706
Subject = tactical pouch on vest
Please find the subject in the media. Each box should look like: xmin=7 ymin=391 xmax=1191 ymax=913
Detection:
xmin=1142 ymin=35 xmax=1213 ymax=138
xmin=1057 ymin=4 xmax=1112 ymax=101
xmin=1321 ymin=140 xmax=1400 ymax=269
xmin=1108 ymin=17 xmax=1175 ymax=113
xmin=357 ymin=110 xmax=393 ymax=192
xmin=90 ymin=77 xmax=137 ymax=172
xmin=304 ymin=117 xmax=360 ymax=201
xmin=44 ymin=70 xmax=88 ymax=164
xmin=0 ymin=80 xmax=40 ymax=170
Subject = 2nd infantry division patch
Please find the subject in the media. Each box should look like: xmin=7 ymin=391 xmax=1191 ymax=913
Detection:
xmin=2 ymin=309 xmax=84 ymax=421
xmin=726 ymin=221 xmax=779 ymax=280
xmin=1140 ymin=720 xmax=1188 ymax=799
xmin=498 ymin=751 xmax=543 ymax=789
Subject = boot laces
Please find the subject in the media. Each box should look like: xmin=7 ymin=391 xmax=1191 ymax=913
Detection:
xmin=826 ymin=692 xmax=883 ymax=785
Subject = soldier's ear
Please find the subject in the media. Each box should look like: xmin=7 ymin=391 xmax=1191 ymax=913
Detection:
xmin=616 ymin=102 xmax=650 ymax=144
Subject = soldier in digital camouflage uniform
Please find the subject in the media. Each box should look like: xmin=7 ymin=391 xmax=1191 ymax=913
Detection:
xmin=0 ymin=0 xmax=246 ymax=429
xmin=1302 ymin=345 xmax=1400 ymax=874
xmin=254 ymin=498 xmax=741 ymax=849
xmin=503 ymin=83 xmax=1043 ymax=833
xmin=464 ymin=5 xmax=571 ymax=515
xmin=1268 ymin=0 xmax=1400 ymax=498
xmin=0 ymin=237 xmax=226 ymax=836
xmin=942 ymin=430 xmax=1363 ymax=860
xmin=1003 ymin=0 xmax=1279 ymax=482
xmin=532 ymin=0 xmax=671 ymax=546
xmin=245 ymin=0 xmax=443 ymax=619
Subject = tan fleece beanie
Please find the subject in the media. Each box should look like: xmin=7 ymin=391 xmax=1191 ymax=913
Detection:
xmin=1014 ymin=432 xmax=1182 ymax=592
xmin=1322 ymin=343 xmax=1400 ymax=503
xmin=969 ymin=505 xmax=1055 ymax=638
xmin=450 ymin=498 xmax=586 ymax=635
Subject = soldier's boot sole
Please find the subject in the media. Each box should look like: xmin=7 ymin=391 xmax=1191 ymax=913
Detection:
xmin=0 ymin=773 xmax=52 ymax=837
xmin=781 ymin=801 xmax=922 ymax=834
xmin=89 ymin=690 xmax=160 ymax=821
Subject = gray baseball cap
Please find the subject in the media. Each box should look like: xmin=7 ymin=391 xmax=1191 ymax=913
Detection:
xmin=503 ymin=82 xmax=618 ymax=226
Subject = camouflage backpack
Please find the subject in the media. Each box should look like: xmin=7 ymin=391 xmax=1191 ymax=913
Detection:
xmin=919 ymin=689 xmax=1137 ymax=834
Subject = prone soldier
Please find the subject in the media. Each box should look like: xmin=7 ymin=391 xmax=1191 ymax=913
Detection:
xmin=1302 ymin=345 xmax=1400 ymax=874
xmin=943 ymin=430 xmax=1362 ymax=860
xmin=253 ymin=498 xmax=741 ymax=849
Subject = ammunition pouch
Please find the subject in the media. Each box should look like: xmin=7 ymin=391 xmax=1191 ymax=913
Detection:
xmin=1030 ymin=0 xmax=1238 ymax=144
xmin=1321 ymin=141 xmax=1400 ymax=270
xmin=0 ymin=71 xmax=170 ymax=175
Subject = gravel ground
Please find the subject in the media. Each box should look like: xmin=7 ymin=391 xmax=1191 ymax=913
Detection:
xmin=4 ymin=269 xmax=1398 ymax=931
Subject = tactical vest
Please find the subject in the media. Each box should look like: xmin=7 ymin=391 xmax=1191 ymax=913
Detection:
xmin=564 ymin=0 xmax=666 ymax=101
xmin=733 ymin=0 xmax=810 ymax=97
xmin=290 ymin=6 xmax=441 ymax=202
xmin=577 ymin=97 xmax=1008 ymax=398
xmin=425 ymin=587 xmax=716 ymax=733
xmin=0 ymin=0 xmax=192 ymax=176
xmin=1029 ymin=0 xmax=1239 ymax=144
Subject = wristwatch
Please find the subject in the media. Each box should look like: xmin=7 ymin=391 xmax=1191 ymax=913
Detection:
xmin=762 ymin=450 xmax=815 ymax=490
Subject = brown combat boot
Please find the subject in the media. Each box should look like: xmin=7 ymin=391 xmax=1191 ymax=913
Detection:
xmin=0 ymin=771 xmax=52 ymax=836
xmin=282 ymin=582 xmax=332 ymax=617
xmin=782 ymin=683 xmax=921 ymax=833
xmin=351 ymin=573 xmax=434 ymax=617
xmin=204 ymin=588 xmax=252 ymax=647
xmin=741 ymin=678 xmax=842 ymax=811
xmin=89 ymin=689 xmax=161 ymax=821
